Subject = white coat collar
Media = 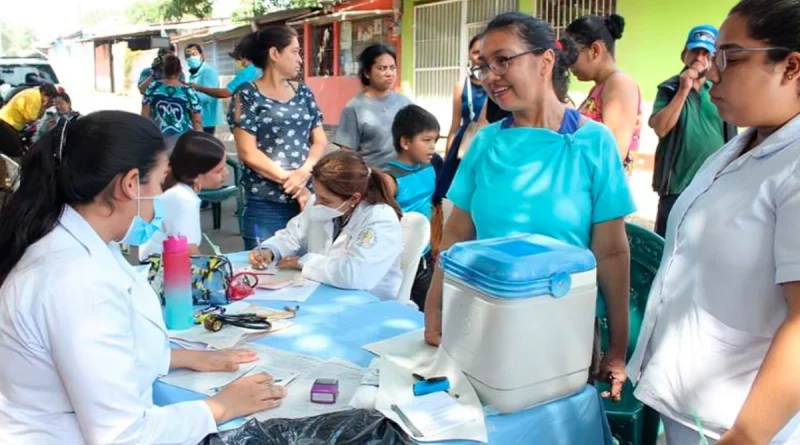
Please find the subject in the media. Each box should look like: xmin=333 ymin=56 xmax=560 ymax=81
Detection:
xmin=58 ymin=206 xmax=134 ymax=293
xmin=722 ymin=113 xmax=800 ymax=163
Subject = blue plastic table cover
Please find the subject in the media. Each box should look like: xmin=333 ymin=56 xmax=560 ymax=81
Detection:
xmin=154 ymin=285 xmax=612 ymax=444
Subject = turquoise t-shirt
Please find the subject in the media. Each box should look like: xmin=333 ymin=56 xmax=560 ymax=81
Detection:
xmin=448 ymin=119 xmax=635 ymax=247
xmin=447 ymin=118 xmax=636 ymax=315
xmin=226 ymin=64 xmax=261 ymax=94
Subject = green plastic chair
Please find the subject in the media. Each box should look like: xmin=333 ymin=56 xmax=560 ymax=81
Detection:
xmin=597 ymin=222 xmax=665 ymax=445
xmin=198 ymin=157 xmax=243 ymax=233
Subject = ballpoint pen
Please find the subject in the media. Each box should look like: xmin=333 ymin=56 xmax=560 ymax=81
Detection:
xmin=391 ymin=404 xmax=424 ymax=437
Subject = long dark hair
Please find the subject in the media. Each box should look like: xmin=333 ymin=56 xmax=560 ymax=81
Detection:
xmin=730 ymin=0 xmax=800 ymax=64
xmin=312 ymin=151 xmax=402 ymax=220
xmin=358 ymin=44 xmax=397 ymax=87
xmin=167 ymin=130 xmax=226 ymax=189
xmin=245 ymin=26 xmax=298 ymax=70
xmin=0 ymin=111 xmax=166 ymax=284
xmin=567 ymin=14 xmax=626 ymax=56
xmin=485 ymin=12 xmax=579 ymax=104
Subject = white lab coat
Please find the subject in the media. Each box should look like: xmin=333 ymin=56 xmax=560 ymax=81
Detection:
xmin=262 ymin=196 xmax=404 ymax=301
xmin=0 ymin=206 xmax=217 ymax=445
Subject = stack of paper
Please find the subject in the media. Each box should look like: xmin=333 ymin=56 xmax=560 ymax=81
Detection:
xmin=368 ymin=330 xmax=489 ymax=442
xmin=249 ymin=356 xmax=366 ymax=421
xmin=159 ymin=344 xmax=323 ymax=396
xmin=160 ymin=364 xmax=258 ymax=396
xmin=393 ymin=392 xmax=478 ymax=438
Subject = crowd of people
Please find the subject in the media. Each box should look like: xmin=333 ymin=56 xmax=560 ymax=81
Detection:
xmin=1 ymin=0 xmax=800 ymax=443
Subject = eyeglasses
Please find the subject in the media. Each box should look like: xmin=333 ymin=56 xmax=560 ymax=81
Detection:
xmin=712 ymin=47 xmax=791 ymax=72
xmin=470 ymin=49 xmax=545 ymax=80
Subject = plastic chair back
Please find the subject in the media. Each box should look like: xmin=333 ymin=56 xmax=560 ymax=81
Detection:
xmin=397 ymin=212 xmax=430 ymax=306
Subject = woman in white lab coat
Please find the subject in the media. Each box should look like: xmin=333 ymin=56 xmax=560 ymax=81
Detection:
xmin=0 ymin=111 xmax=286 ymax=445
xmin=250 ymin=150 xmax=404 ymax=301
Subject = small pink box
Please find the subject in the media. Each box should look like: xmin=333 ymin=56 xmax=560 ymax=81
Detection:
xmin=310 ymin=378 xmax=339 ymax=404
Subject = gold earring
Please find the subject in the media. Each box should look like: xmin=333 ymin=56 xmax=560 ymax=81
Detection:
xmin=790 ymin=75 xmax=795 ymax=80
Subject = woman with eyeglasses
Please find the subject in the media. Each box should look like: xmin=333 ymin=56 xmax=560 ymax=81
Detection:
xmin=627 ymin=1 xmax=800 ymax=443
xmin=423 ymin=12 xmax=636 ymax=403
xmin=566 ymin=14 xmax=642 ymax=177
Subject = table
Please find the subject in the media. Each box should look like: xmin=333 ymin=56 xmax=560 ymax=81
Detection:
xmin=154 ymin=257 xmax=613 ymax=444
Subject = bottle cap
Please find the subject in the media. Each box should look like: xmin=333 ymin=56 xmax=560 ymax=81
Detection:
xmin=163 ymin=235 xmax=188 ymax=253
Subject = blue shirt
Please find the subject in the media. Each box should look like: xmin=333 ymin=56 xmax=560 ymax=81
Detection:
xmin=189 ymin=63 xmax=223 ymax=128
xmin=142 ymin=81 xmax=201 ymax=138
xmin=385 ymin=160 xmax=435 ymax=221
xmin=227 ymin=64 xmax=261 ymax=94
xmin=233 ymin=82 xmax=323 ymax=203
xmin=448 ymin=114 xmax=635 ymax=250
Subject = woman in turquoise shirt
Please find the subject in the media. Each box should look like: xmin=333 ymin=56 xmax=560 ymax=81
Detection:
xmin=424 ymin=12 xmax=636 ymax=402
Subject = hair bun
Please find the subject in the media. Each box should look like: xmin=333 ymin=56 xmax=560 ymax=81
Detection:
xmin=605 ymin=14 xmax=625 ymax=40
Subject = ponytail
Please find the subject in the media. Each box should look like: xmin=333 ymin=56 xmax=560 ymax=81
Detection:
xmin=364 ymin=169 xmax=402 ymax=220
xmin=0 ymin=120 xmax=66 ymax=283
xmin=311 ymin=150 xmax=403 ymax=220
xmin=0 ymin=111 xmax=166 ymax=286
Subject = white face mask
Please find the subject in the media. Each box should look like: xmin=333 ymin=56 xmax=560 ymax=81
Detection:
xmin=309 ymin=201 xmax=349 ymax=221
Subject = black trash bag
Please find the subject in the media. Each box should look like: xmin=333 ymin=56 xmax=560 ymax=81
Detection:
xmin=203 ymin=409 xmax=412 ymax=445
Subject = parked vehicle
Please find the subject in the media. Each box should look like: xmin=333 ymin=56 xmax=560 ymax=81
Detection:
xmin=0 ymin=57 xmax=60 ymax=106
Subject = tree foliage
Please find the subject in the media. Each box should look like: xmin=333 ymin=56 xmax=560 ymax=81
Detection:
xmin=0 ymin=24 xmax=37 ymax=57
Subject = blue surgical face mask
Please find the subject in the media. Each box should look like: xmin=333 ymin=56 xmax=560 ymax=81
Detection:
xmin=187 ymin=55 xmax=202 ymax=70
xmin=121 ymin=182 xmax=165 ymax=246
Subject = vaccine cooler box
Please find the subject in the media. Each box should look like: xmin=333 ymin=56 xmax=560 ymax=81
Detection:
xmin=439 ymin=234 xmax=598 ymax=414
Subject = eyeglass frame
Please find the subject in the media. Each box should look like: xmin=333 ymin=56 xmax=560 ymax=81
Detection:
xmin=470 ymin=48 xmax=546 ymax=81
xmin=713 ymin=46 xmax=792 ymax=72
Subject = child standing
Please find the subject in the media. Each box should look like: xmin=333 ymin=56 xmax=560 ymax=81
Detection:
xmin=384 ymin=104 xmax=440 ymax=310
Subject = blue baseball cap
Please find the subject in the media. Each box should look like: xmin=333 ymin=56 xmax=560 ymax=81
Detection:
xmin=686 ymin=25 xmax=718 ymax=54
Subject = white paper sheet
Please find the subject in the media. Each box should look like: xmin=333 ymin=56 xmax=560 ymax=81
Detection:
xmin=372 ymin=334 xmax=488 ymax=443
xmin=250 ymin=357 xmax=365 ymax=421
xmin=394 ymin=392 xmax=478 ymax=438
xmin=245 ymin=344 xmax=325 ymax=380
xmin=159 ymin=363 xmax=258 ymax=396
xmin=251 ymin=280 xmax=320 ymax=302
xmin=363 ymin=329 xmax=438 ymax=369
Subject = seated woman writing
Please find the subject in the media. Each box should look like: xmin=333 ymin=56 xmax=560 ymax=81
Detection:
xmin=249 ymin=150 xmax=404 ymax=301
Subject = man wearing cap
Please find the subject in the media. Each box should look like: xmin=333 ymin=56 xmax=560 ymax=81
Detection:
xmin=649 ymin=25 xmax=737 ymax=236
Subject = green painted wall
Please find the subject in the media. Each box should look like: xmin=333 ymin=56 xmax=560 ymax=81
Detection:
xmin=401 ymin=0 xmax=737 ymax=101
xmin=615 ymin=0 xmax=737 ymax=102
xmin=400 ymin=0 xmax=415 ymax=95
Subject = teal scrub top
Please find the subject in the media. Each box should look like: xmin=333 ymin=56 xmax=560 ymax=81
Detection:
xmin=447 ymin=119 xmax=636 ymax=315
xmin=226 ymin=64 xmax=261 ymax=94
xmin=448 ymin=119 xmax=635 ymax=248
xmin=189 ymin=63 xmax=223 ymax=128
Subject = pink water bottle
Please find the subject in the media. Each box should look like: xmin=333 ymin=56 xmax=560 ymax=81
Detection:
xmin=163 ymin=235 xmax=194 ymax=330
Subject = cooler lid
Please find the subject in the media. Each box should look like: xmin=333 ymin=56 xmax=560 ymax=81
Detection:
xmin=439 ymin=234 xmax=596 ymax=299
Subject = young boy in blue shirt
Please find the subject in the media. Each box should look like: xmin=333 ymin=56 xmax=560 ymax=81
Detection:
xmin=384 ymin=105 xmax=440 ymax=310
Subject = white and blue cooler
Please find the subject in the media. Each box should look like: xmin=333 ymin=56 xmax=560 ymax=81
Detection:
xmin=439 ymin=234 xmax=598 ymax=414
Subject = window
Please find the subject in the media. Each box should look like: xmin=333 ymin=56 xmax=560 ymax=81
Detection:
xmin=216 ymin=37 xmax=237 ymax=77
xmin=340 ymin=15 xmax=396 ymax=77
xmin=311 ymin=24 xmax=334 ymax=77
xmin=536 ymin=0 xmax=617 ymax=38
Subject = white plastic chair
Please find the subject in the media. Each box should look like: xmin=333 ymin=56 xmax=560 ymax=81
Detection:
xmin=397 ymin=211 xmax=431 ymax=308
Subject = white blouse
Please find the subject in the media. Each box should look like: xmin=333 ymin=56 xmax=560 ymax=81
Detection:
xmin=627 ymin=114 xmax=800 ymax=441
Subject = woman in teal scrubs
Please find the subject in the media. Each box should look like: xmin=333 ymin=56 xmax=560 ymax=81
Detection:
xmin=424 ymin=12 xmax=636 ymax=402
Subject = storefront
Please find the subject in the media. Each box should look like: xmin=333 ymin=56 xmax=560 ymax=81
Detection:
xmin=290 ymin=0 xmax=401 ymax=126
